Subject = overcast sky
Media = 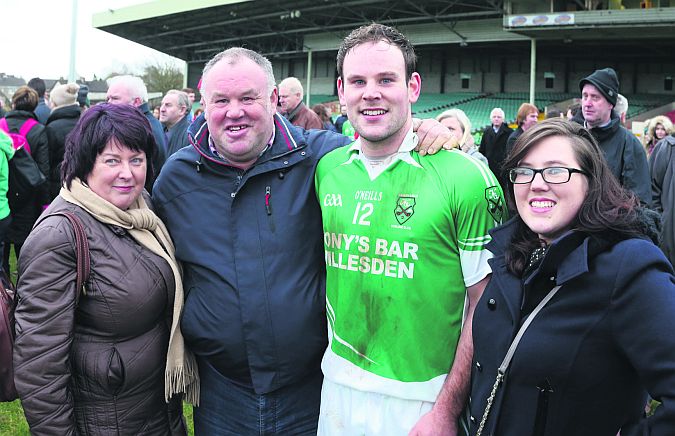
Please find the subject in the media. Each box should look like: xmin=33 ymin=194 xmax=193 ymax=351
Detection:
xmin=2 ymin=0 xmax=184 ymax=81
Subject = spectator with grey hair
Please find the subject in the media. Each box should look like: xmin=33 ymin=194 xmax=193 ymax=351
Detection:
xmin=278 ymin=76 xmax=323 ymax=130
xmin=160 ymin=90 xmax=191 ymax=157
xmin=106 ymin=75 xmax=167 ymax=182
xmin=479 ymin=107 xmax=512 ymax=189
xmin=152 ymin=45 xmax=457 ymax=434
xmin=615 ymin=93 xmax=628 ymax=125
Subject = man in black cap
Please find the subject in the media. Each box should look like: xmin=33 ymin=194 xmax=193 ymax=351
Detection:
xmin=572 ymin=67 xmax=651 ymax=206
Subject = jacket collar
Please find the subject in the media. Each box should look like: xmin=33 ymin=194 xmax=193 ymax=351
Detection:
xmin=659 ymin=135 xmax=675 ymax=148
xmin=139 ymin=102 xmax=152 ymax=116
xmin=488 ymin=219 xmax=591 ymax=321
xmin=344 ymin=127 xmax=422 ymax=180
xmin=46 ymin=104 xmax=81 ymax=123
xmin=490 ymin=208 xmax=658 ymax=321
xmin=490 ymin=219 xmax=591 ymax=285
xmin=572 ymin=110 xmax=621 ymax=143
xmin=6 ymin=110 xmax=38 ymax=121
xmin=168 ymin=113 xmax=190 ymax=133
xmin=285 ymin=102 xmax=304 ymax=122
xmin=493 ymin=123 xmax=508 ymax=134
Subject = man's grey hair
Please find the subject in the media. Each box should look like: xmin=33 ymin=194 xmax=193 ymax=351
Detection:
xmin=614 ymin=93 xmax=628 ymax=116
xmin=278 ymin=77 xmax=304 ymax=99
xmin=202 ymin=47 xmax=276 ymax=95
xmin=490 ymin=107 xmax=505 ymax=118
xmin=107 ymin=75 xmax=148 ymax=102
xmin=165 ymin=89 xmax=190 ymax=110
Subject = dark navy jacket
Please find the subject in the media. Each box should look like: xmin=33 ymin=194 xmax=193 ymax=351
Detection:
xmin=153 ymin=113 xmax=350 ymax=394
xmin=469 ymin=218 xmax=675 ymax=435
xmin=140 ymin=102 xmax=167 ymax=182
xmin=164 ymin=113 xmax=191 ymax=158
xmin=479 ymin=123 xmax=513 ymax=184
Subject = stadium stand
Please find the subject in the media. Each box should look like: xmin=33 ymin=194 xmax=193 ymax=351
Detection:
xmin=91 ymin=1 xmax=674 ymax=134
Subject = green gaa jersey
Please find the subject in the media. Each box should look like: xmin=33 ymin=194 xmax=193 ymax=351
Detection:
xmin=315 ymin=130 xmax=505 ymax=402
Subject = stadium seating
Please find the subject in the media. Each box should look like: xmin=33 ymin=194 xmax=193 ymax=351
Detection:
xmin=309 ymin=94 xmax=339 ymax=104
xmin=307 ymin=91 xmax=673 ymax=133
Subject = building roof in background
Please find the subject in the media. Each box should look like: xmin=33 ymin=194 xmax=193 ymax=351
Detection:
xmin=0 ymin=74 xmax=26 ymax=87
xmin=93 ymin=0 xmax=504 ymax=63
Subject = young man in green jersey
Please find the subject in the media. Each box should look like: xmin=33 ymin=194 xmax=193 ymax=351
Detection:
xmin=315 ymin=23 xmax=506 ymax=435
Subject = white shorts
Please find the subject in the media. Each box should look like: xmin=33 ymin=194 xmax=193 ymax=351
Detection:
xmin=318 ymin=378 xmax=434 ymax=436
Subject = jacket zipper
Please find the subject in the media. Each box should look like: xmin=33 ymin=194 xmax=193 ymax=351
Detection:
xmin=532 ymin=379 xmax=553 ymax=436
xmin=265 ymin=186 xmax=272 ymax=215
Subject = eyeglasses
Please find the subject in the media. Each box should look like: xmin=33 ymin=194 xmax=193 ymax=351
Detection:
xmin=509 ymin=167 xmax=587 ymax=184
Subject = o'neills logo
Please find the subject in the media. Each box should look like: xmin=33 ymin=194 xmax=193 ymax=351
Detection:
xmin=394 ymin=196 xmax=416 ymax=225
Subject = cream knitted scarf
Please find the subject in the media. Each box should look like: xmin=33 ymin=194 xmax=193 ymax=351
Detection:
xmin=60 ymin=179 xmax=199 ymax=405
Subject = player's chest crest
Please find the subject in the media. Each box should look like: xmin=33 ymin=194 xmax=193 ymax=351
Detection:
xmin=394 ymin=196 xmax=416 ymax=225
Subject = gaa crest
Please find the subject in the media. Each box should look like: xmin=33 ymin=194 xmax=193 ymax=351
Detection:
xmin=394 ymin=196 xmax=416 ymax=225
xmin=485 ymin=186 xmax=504 ymax=223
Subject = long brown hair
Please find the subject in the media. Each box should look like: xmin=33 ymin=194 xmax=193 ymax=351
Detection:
xmin=502 ymin=118 xmax=642 ymax=275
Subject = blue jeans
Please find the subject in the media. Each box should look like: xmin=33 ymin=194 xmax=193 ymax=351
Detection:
xmin=194 ymin=359 xmax=322 ymax=435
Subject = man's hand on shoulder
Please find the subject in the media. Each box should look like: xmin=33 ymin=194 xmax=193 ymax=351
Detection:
xmin=412 ymin=118 xmax=459 ymax=156
xmin=409 ymin=407 xmax=457 ymax=436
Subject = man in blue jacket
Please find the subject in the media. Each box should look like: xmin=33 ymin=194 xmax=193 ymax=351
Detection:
xmin=159 ymin=89 xmax=191 ymax=157
xmin=152 ymin=47 xmax=454 ymax=435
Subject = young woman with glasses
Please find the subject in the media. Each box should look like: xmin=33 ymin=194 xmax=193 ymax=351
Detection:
xmin=467 ymin=118 xmax=675 ymax=436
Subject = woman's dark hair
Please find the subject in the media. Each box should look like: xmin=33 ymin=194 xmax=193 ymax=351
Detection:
xmin=27 ymin=78 xmax=46 ymax=98
xmin=502 ymin=118 xmax=642 ymax=275
xmin=12 ymin=86 xmax=39 ymax=112
xmin=61 ymin=103 xmax=157 ymax=189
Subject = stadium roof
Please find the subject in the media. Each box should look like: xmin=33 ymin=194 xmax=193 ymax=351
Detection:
xmin=94 ymin=1 xmax=675 ymax=69
xmin=93 ymin=0 xmax=506 ymax=63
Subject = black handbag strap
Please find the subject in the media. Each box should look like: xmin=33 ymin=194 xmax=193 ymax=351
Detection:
xmin=36 ymin=211 xmax=90 ymax=299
